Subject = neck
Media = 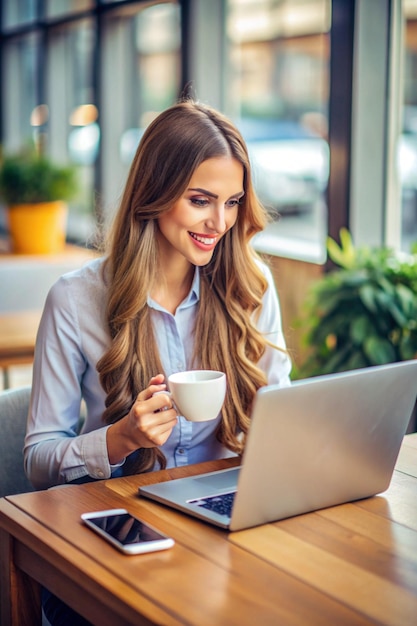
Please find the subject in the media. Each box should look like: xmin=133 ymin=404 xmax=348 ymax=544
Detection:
xmin=151 ymin=261 xmax=195 ymax=314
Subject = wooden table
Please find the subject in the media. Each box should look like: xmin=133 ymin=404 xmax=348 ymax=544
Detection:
xmin=1 ymin=435 xmax=416 ymax=626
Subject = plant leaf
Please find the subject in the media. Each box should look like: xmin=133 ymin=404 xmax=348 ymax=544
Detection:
xmin=363 ymin=336 xmax=396 ymax=364
xmin=358 ymin=284 xmax=378 ymax=314
xmin=350 ymin=315 xmax=374 ymax=345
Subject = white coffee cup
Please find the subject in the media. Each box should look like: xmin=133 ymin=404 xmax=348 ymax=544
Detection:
xmin=167 ymin=370 xmax=226 ymax=422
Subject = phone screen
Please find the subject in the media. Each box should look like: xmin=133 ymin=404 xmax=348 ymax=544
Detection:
xmin=81 ymin=508 xmax=175 ymax=554
xmin=87 ymin=511 xmax=166 ymax=545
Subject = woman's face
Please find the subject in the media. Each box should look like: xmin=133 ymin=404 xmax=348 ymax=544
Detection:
xmin=157 ymin=156 xmax=244 ymax=268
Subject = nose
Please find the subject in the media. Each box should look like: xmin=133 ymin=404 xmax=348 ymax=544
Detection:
xmin=206 ymin=204 xmax=227 ymax=234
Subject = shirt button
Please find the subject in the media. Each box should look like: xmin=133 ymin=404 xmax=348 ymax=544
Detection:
xmin=96 ymin=469 xmax=105 ymax=478
xmin=178 ymin=448 xmax=185 ymax=454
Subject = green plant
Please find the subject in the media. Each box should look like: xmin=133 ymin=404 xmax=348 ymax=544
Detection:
xmin=296 ymin=228 xmax=417 ymax=378
xmin=0 ymin=147 xmax=78 ymax=205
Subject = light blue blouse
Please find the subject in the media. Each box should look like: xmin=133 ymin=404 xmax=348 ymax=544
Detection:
xmin=24 ymin=257 xmax=291 ymax=489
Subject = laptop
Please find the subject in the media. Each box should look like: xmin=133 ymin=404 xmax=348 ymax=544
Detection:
xmin=139 ymin=360 xmax=417 ymax=531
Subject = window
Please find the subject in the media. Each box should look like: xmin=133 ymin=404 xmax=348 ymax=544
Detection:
xmin=100 ymin=2 xmax=181 ymax=221
xmin=0 ymin=1 xmax=180 ymax=244
xmin=2 ymin=33 xmax=40 ymax=151
xmin=45 ymin=0 xmax=94 ymax=19
xmin=225 ymin=0 xmax=331 ymax=263
xmin=402 ymin=0 xmax=417 ymax=252
xmin=2 ymin=0 xmax=37 ymax=28
xmin=0 ymin=0 xmax=413 ymax=261
xmin=47 ymin=18 xmax=97 ymax=238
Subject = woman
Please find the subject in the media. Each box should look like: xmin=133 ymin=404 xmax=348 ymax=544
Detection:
xmin=26 ymin=97 xmax=292 ymax=625
xmin=24 ymin=98 xmax=291 ymax=491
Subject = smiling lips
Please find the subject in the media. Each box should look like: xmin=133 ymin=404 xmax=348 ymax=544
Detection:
xmin=189 ymin=231 xmax=218 ymax=250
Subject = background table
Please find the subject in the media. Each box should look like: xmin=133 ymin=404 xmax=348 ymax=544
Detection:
xmin=0 ymin=436 xmax=416 ymax=626
xmin=0 ymin=244 xmax=98 ymax=388
xmin=0 ymin=310 xmax=41 ymax=387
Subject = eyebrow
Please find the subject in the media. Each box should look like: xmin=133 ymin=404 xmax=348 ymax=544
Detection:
xmin=188 ymin=187 xmax=244 ymax=199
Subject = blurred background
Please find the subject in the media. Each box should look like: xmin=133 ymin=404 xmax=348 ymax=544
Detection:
xmin=1 ymin=0 xmax=417 ymax=392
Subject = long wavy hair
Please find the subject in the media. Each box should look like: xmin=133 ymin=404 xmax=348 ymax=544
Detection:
xmin=97 ymin=99 xmax=278 ymax=474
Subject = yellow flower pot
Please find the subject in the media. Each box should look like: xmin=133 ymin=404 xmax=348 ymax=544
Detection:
xmin=7 ymin=200 xmax=68 ymax=254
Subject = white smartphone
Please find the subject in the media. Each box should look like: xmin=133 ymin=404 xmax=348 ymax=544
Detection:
xmin=81 ymin=508 xmax=175 ymax=555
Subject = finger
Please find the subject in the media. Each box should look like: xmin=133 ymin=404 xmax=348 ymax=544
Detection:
xmin=149 ymin=374 xmax=165 ymax=386
xmin=132 ymin=410 xmax=177 ymax=448
xmin=151 ymin=405 xmax=177 ymax=424
xmin=152 ymin=391 xmax=173 ymax=413
xmin=130 ymin=399 xmax=176 ymax=428
xmin=136 ymin=373 xmax=166 ymax=402
xmin=141 ymin=415 xmax=178 ymax=447
xmin=137 ymin=382 xmax=167 ymax=402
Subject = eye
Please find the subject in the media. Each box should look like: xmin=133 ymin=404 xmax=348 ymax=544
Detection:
xmin=190 ymin=197 xmax=209 ymax=207
xmin=226 ymin=198 xmax=242 ymax=208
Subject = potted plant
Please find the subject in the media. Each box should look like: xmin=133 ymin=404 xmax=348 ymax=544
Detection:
xmin=295 ymin=228 xmax=417 ymax=379
xmin=0 ymin=146 xmax=78 ymax=254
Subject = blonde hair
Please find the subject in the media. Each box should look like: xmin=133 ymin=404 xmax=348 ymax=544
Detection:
xmin=97 ymin=100 xmax=278 ymax=474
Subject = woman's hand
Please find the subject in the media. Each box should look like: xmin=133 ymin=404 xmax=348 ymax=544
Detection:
xmin=106 ymin=374 xmax=178 ymax=465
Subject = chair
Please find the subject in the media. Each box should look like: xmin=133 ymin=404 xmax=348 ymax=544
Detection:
xmin=0 ymin=386 xmax=84 ymax=625
xmin=0 ymin=385 xmax=34 ymax=497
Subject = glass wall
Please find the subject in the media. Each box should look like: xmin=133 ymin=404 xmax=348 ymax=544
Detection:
xmin=47 ymin=17 xmax=97 ymax=235
xmin=402 ymin=0 xmax=417 ymax=252
xmin=225 ymin=0 xmax=330 ymax=263
xmin=2 ymin=33 xmax=41 ymax=152
xmin=100 ymin=2 xmax=181 ymax=221
xmin=0 ymin=0 xmax=415 ymax=260
xmin=0 ymin=0 xmax=181 ymax=245
xmin=3 ymin=0 xmax=37 ymax=28
xmin=46 ymin=0 xmax=94 ymax=18
xmin=224 ymin=0 xmax=417 ymax=259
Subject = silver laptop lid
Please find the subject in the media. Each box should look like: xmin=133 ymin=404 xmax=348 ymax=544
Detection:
xmin=230 ymin=360 xmax=417 ymax=530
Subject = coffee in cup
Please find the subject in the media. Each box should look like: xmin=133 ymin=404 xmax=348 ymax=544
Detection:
xmin=167 ymin=370 xmax=226 ymax=422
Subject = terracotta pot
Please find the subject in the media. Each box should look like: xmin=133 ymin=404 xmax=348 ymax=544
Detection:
xmin=7 ymin=200 xmax=68 ymax=254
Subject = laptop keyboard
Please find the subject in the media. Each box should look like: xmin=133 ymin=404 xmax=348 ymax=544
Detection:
xmin=189 ymin=491 xmax=236 ymax=517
